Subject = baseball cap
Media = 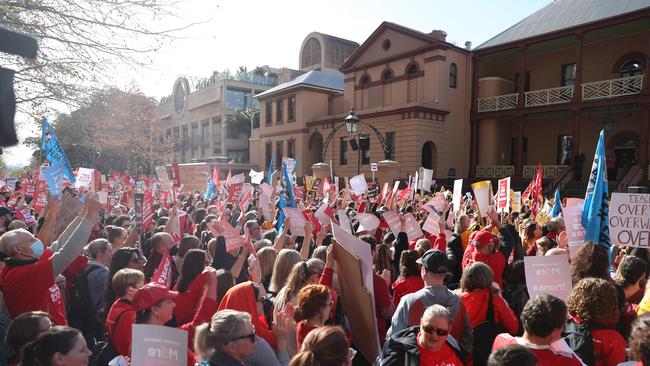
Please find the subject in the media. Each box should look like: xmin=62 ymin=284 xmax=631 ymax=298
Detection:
xmin=133 ymin=283 xmax=178 ymax=311
xmin=0 ymin=207 xmax=13 ymax=217
xmin=416 ymin=249 xmax=448 ymax=274
xmin=470 ymin=230 xmax=498 ymax=248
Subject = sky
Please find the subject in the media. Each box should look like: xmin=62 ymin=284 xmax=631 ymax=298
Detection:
xmin=4 ymin=0 xmax=551 ymax=168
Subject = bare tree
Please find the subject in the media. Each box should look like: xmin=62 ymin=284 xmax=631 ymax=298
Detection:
xmin=1 ymin=0 xmax=211 ymax=118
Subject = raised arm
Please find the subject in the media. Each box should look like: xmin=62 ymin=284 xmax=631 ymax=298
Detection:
xmin=37 ymin=196 xmax=59 ymax=247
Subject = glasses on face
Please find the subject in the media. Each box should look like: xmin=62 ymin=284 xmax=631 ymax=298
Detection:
xmin=229 ymin=330 xmax=256 ymax=343
xmin=347 ymin=348 xmax=357 ymax=360
xmin=421 ymin=325 xmax=449 ymax=337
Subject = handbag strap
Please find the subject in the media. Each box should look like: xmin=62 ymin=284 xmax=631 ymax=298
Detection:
xmin=486 ymin=292 xmax=495 ymax=322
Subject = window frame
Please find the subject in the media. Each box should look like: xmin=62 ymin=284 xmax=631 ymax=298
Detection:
xmin=340 ymin=137 xmax=348 ymax=166
xmin=265 ymin=102 xmax=272 ymax=125
xmin=449 ymin=63 xmax=457 ymax=88
xmin=287 ymin=95 xmax=296 ymax=122
xmin=560 ymin=63 xmax=576 ymax=87
xmin=276 ymin=98 xmax=284 ymax=124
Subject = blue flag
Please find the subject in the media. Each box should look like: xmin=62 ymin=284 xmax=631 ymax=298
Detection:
xmin=204 ymin=179 xmax=216 ymax=200
xmin=267 ymin=156 xmax=275 ymax=185
xmin=41 ymin=118 xmax=75 ymax=182
xmin=582 ymin=130 xmax=610 ymax=248
xmin=43 ymin=161 xmax=65 ymax=197
xmin=275 ymin=162 xmax=296 ymax=232
xmin=550 ymin=188 xmax=561 ymax=217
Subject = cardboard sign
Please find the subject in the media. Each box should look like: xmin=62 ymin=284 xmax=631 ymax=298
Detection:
xmin=230 ymin=173 xmax=246 ymax=185
xmin=337 ymin=209 xmax=352 ymax=234
xmin=422 ymin=210 xmax=441 ymax=235
xmin=259 ymin=183 xmax=273 ymax=220
xmin=512 ymin=191 xmax=522 ymax=212
xmin=155 ymin=166 xmax=171 ymax=191
xmin=497 ymin=177 xmax=511 ymax=212
xmin=356 ymin=213 xmax=380 ymax=233
xmin=524 ymin=255 xmax=571 ymax=301
xmin=249 ymin=169 xmax=264 ymax=185
xmin=131 ymin=324 xmax=187 ymax=366
xmin=74 ymin=168 xmax=95 ymax=191
xmin=178 ymin=163 xmax=209 ymax=193
xmin=419 ymin=168 xmax=434 ymax=192
xmin=283 ymin=207 xmax=307 ymax=237
xmin=471 ymin=180 xmax=493 ymax=217
xmin=315 ymin=205 xmax=332 ymax=227
xmin=562 ymin=204 xmax=586 ymax=256
xmin=209 ymin=220 xmax=244 ymax=252
xmin=349 ymin=174 xmax=368 ymax=195
xmin=382 ymin=211 xmax=401 ymax=237
xmin=305 ymin=176 xmax=316 ymax=191
xmin=609 ymin=193 xmax=650 ymax=248
xmin=403 ymin=213 xmax=424 ymax=241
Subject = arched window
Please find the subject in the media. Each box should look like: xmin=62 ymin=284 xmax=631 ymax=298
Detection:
xmin=381 ymin=69 xmax=394 ymax=82
xmin=360 ymin=73 xmax=371 ymax=86
xmin=406 ymin=63 xmax=419 ymax=76
xmin=301 ymin=38 xmax=322 ymax=68
xmin=620 ymin=59 xmax=643 ymax=77
xmin=449 ymin=63 xmax=457 ymax=88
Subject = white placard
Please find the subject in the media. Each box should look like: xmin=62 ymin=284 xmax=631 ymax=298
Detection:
xmin=419 ymin=168 xmax=434 ymax=192
xmin=356 ymin=213 xmax=380 ymax=233
xmin=283 ymin=207 xmax=306 ymax=237
xmin=403 ymin=213 xmax=424 ymax=242
xmin=382 ymin=211 xmax=401 ymax=237
xmin=452 ymin=179 xmax=463 ymax=213
xmin=370 ymin=163 xmax=378 ymax=172
xmin=524 ymin=255 xmax=571 ymax=301
xmin=609 ymin=193 xmax=650 ymax=248
xmin=131 ymin=325 xmax=187 ymax=366
xmin=562 ymin=204 xmax=586 ymax=256
xmin=75 ymin=168 xmax=94 ymax=190
xmin=337 ymin=209 xmax=352 ymax=234
xmin=249 ymin=169 xmax=264 ymax=185
xmin=349 ymin=174 xmax=368 ymax=195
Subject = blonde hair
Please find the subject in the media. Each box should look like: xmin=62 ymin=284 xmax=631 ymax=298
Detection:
xmin=257 ymin=246 xmax=277 ymax=280
xmin=112 ymin=269 xmax=145 ymax=298
xmin=274 ymin=259 xmax=325 ymax=311
xmin=269 ymin=249 xmax=302 ymax=293
xmin=194 ymin=310 xmax=252 ymax=360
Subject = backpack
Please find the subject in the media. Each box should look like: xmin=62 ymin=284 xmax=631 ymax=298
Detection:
xmin=89 ymin=300 xmax=130 ymax=366
xmin=67 ymin=264 xmax=103 ymax=342
xmin=472 ymin=294 xmax=505 ymax=366
xmin=562 ymin=318 xmax=604 ymax=366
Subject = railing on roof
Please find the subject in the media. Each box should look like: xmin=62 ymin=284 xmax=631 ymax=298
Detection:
xmin=477 ymin=93 xmax=518 ymax=112
xmin=475 ymin=165 xmax=515 ymax=179
xmin=525 ymin=85 xmax=574 ymax=107
xmin=523 ymin=165 xmax=568 ymax=179
xmin=582 ymin=75 xmax=644 ymax=101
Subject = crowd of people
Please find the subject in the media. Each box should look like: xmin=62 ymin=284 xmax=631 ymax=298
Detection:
xmin=0 ymin=171 xmax=649 ymax=366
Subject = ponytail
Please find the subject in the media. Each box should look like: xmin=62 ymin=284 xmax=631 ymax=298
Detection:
xmin=289 ymin=351 xmax=318 ymax=366
xmin=194 ymin=323 xmax=214 ymax=360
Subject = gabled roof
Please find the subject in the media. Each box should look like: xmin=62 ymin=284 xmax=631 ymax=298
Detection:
xmin=339 ymin=21 xmax=456 ymax=72
xmin=255 ymin=70 xmax=343 ymax=99
xmin=311 ymin=32 xmax=360 ymax=49
xmin=476 ymin=0 xmax=650 ymax=50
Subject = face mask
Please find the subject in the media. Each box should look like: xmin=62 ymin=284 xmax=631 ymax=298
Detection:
xmin=30 ymin=239 xmax=44 ymax=259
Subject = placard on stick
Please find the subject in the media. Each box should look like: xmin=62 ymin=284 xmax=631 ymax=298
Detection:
xmin=609 ymin=193 xmax=650 ymax=248
xmin=131 ymin=324 xmax=187 ymax=366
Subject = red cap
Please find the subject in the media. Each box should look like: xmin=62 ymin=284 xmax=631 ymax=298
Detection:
xmin=470 ymin=230 xmax=498 ymax=248
xmin=133 ymin=283 xmax=178 ymax=311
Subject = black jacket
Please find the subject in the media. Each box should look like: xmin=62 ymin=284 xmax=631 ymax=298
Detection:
xmin=446 ymin=233 xmax=463 ymax=289
xmin=380 ymin=326 xmax=464 ymax=366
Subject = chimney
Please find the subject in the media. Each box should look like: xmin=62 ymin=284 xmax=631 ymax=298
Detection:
xmin=429 ymin=30 xmax=447 ymax=42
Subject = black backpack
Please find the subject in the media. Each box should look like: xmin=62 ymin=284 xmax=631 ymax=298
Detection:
xmin=472 ymin=294 xmax=505 ymax=366
xmin=562 ymin=318 xmax=604 ymax=366
xmin=67 ymin=264 xmax=103 ymax=342
xmin=89 ymin=300 xmax=130 ymax=366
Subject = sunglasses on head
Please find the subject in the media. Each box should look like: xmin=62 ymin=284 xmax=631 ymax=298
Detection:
xmin=422 ymin=325 xmax=449 ymax=337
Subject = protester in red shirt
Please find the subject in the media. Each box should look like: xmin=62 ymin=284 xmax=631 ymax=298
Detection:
xmin=105 ymin=268 xmax=145 ymax=357
xmin=291 ymin=326 xmax=353 ymax=366
xmin=381 ymin=304 xmax=464 ymax=365
xmin=0 ymin=196 xmax=97 ymax=325
xmin=487 ymin=344 xmax=538 ymax=366
xmin=493 ymin=294 xmax=583 ymax=366
xmin=391 ymin=250 xmax=424 ymax=308
xmin=294 ymin=284 xmax=332 ymax=351
xmin=566 ymin=278 xmax=627 ymax=366
xmin=462 ymin=207 xmax=514 ymax=288
xmin=174 ymin=249 xmax=210 ymax=324
xmin=460 ymin=262 xmax=519 ymax=334
xmin=629 ymin=315 xmax=650 ymax=366
xmin=133 ymin=274 xmax=218 ymax=366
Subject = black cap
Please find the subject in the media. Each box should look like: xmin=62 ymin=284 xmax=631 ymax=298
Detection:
xmin=0 ymin=207 xmax=12 ymax=217
xmin=416 ymin=249 xmax=449 ymax=274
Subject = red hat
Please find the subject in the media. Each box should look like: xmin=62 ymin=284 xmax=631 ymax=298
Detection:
xmin=470 ymin=230 xmax=498 ymax=248
xmin=133 ymin=283 xmax=178 ymax=311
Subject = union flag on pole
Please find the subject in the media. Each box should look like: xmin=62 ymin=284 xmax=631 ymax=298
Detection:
xmin=522 ymin=163 xmax=543 ymax=215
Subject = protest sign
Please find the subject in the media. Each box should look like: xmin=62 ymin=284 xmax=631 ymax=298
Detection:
xmin=419 ymin=168 xmax=433 ymax=192
xmin=511 ymin=190 xmax=521 ymax=212
xmin=249 ymin=169 xmax=264 ymax=185
xmin=305 ymin=176 xmax=316 ymax=191
xmin=382 ymin=211 xmax=401 ymax=237
xmin=178 ymin=163 xmax=209 ymax=193
xmin=471 ymin=180 xmax=493 ymax=216
xmin=497 ymin=177 xmax=511 ymax=213
xmin=131 ymin=324 xmax=187 ymax=366
xmin=259 ymin=183 xmax=273 ymax=220
xmin=315 ymin=204 xmax=332 ymax=227
xmin=565 ymin=198 xmax=583 ymax=207
xmin=43 ymin=161 xmax=65 ymax=197
xmin=230 ymin=173 xmax=246 ymax=185
xmin=524 ymin=255 xmax=571 ymax=301
xmin=283 ymin=157 xmax=297 ymax=175
xmin=226 ymin=183 xmax=244 ymax=203
xmin=367 ymin=179 xmax=379 ymax=199
xmin=349 ymin=174 xmax=368 ymax=195
xmin=403 ymin=213 xmax=424 ymax=241
xmin=208 ymin=221 xmax=244 ymax=251
xmin=134 ymin=193 xmax=145 ymax=233
xmin=422 ymin=210 xmax=440 ymax=235
xmin=609 ymin=193 xmax=650 ymax=248
xmin=452 ymin=179 xmax=463 ymax=213
xmin=75 ymin=168 xmax=95 ymax=191
xmin=283 ymin=207 xmax=307 ymax=237
xmin=356 ymin=213 xmax=380 ymax=233
xmin=156 ymin=166 xmax=171 ymax=191
xmin=562 ymin=203 xmax=586 ymax=256
xmin=6 ymin=177 xmax=17 ymax=191
xmin=54 ymin=193 xmax=82 ymax=238
xmin=337 ymin=209 xmax=352 ymax=234
xmin=370 ymin=162 xmax=378 ymax=172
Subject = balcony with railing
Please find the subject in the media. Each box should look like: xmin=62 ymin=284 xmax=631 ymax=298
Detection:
xmin=477 ymin=74 xmax=644 ymax=113
xmin=582 ymin=74 xmax=644 ymax=101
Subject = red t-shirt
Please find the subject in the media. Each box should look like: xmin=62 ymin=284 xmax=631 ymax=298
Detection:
xmin=591 ymin=328 xmax=627 ymax=366
xmin=0 ymin=249 xmax=67 ymax=325
xmin=106 ymin=299 xmax=135 ymax=357
xmin=417 ymin=339 xmax=463 ymax=366
xmin=392 ymin=275 xmax=425 ymax=308
xmin=173 ymin=271 xmax=208 ymax=324
xmin=296 ymin=321 xmax=317 ymax=352
xmin=492 ymin=333 xmax=583 ymax=366
xmin=373 ymin=273 xmax=392 ymax=345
